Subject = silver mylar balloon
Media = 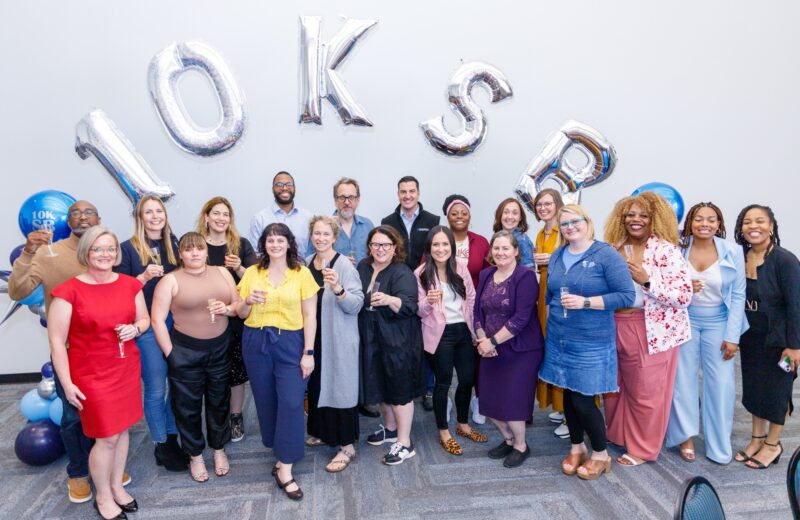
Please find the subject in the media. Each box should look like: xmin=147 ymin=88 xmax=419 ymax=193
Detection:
xmin=37 ymin=377 xmax=57 ymax=400
xmin=149 ymin=41 xmax=246 ymax=155
xmin=298 ymin=16 xmax=378 ymax=126
xmin=514 ymin=119 xmax=618 ymax=211
xmin=0 ymin=301 xmax=22 ymax=326
xmin=27 ymin=304 xmax=41 ymax=315
xmin=420 ymin=61 xmax=513 ymax=157
xmin=75 ymin=109 xmax=175 ymax=205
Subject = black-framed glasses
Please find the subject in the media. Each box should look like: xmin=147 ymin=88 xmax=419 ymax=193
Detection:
xmin=336 ymin=195 xmax=358 ymax=203
xmin=559 ymin=218 xmax=586 ymax=229
xmin=69 ymin=209 xmax=98 ymax=218
xmin=273 ymin=182 xmax=295 ymax=189
xmin=369 ymin=242 xmax=394 ymax=251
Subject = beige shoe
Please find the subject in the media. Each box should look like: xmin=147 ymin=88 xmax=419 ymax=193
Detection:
xmin=122 ymin=471 xmax=132 ymax=487
xmin=67 ymin=476 xmax=92 ymax=503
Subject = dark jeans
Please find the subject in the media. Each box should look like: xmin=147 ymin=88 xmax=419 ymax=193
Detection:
xmin=167 ymin=329 xmax=231 ymax=456
xmin=563 ymin=388 xmax=607 ymax=451
xmin=428 ymin=323 xmax=474 ymax=430
xmin=53 ymin=368 xmax=93 ymax=478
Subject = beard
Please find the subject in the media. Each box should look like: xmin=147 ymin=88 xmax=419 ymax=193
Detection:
xmin=274 ymin=190 xmax=295 ymax=205
xmin=338 ymin=208 xmax=355 ymax=220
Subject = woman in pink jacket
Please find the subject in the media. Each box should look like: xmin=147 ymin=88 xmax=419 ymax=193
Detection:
xmin=415 ymin=226 xmax=487 ymax=455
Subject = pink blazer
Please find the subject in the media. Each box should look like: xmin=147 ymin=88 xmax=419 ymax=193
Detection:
xmin=414 ymin=262 xmax=476 ymax=354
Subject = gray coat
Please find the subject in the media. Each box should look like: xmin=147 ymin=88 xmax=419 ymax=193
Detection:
xmin=305 ymin=253 xmax=364 ymax=408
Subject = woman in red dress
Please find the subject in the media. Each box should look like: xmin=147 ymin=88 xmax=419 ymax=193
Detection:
xmin=49 ymin=226 xmax=150 ymax=520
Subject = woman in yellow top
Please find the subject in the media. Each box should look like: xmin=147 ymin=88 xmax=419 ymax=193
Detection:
xmin=531 ymin=189 xmax=567 ymax=435
xmin=236 ymin=223 xmax=318 ymax=501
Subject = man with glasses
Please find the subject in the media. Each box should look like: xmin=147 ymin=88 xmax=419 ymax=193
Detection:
xmin=9 ymin=200 xmax=131 ymax=503
xmin=249 ymin=171 xmax=312 ymax=258
xmin=330 ymin=177 xmax=373 ymax=264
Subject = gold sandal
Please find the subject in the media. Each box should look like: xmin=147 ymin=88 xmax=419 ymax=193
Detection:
xmin=189 ymin=457 xmax=209 ymax=483
xmin=439 ymin=437 xmax=463 ymax=455
xmin=325 ymin=449 xmax=356 ymax=473
xmin=456 ymin=427 xmax=488 ymax=443
xmin=213 ymin=449 xmax=230 ymax=477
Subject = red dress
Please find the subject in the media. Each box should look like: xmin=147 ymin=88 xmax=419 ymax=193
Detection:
xmin=51 ymin=275 xmax=144 ymax=438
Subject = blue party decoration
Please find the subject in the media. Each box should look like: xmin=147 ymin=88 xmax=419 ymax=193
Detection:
xmin=41 ymin=362 xmax=54 ymax=378
xmin=14 ymin=420 xmax=65 ymax=466
xmin=20 ymin=388 xmax=51 ymax=422
xmin=17 ymin=284 xmax=44 ymax=307
xmin=17 ymin=190 xmax=76 ymax=240
xmin=9 ymin=244 xmax=25 ymax=266
xmin=631 ymin=182 xmax=685 ymax=222
xmin=48 ymin=398 xmax=63 ymax=426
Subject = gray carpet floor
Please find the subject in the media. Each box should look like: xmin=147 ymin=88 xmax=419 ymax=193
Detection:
xmin=1 ymin=359 xmax=797 ymax=519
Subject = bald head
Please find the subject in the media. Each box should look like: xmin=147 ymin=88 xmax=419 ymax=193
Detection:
xmin=68 ymin=200 xmax=100 ymax=237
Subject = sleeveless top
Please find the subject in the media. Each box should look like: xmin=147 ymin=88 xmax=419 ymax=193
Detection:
xmin=171 ymin=266 xmax=232 ymax=339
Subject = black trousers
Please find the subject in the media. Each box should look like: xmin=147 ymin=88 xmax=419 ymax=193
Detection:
xmin=428 ymin=323 xmax=474 ymax=430
xmin=167 ymin=329 xmax=231 ymax=456
xmin=563 ymin=388 xmax=607 ymax=451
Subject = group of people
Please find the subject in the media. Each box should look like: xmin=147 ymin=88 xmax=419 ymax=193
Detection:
xmin=7 ymin=171 xmax=799 ymax=517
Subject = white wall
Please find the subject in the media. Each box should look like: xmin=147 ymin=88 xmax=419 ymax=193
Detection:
xmin=1 ymin=0 xmax=798 ymax=374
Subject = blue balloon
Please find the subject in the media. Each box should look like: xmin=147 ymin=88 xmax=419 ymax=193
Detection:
xmin=20 ymin=388 xmax=51 ymax=422
xmin=9 ymin=244 xmax=25 ymax=265
xmin=14 ymin=419 xmax=65 ymax=466
xmin=41 ymin=362 xmax=54 ymax=378
xmin=17 ymin=190 xmax=76 ymax=241
xmin=18 ymin=284 xmax=44 ymax=307
xmin=48 ymin=398 xmax=63 ymax=426
xmin=631 ymin=182 xmax=685 ymax=223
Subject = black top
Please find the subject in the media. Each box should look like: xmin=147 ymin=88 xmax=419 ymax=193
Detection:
xmin=744 ymin=278 xmax=768 ymax=336
xmin=206 ymin=237 xmax=257 ymax=284
xmin=356 ymin=260 xmax=421 ymax=346
xmin=381 ymin=203 xmax=440 ymax=270
xmin=752 ymin=245 xmax=800 ymax=349
xmin=116 ymin=235 xmax=179 ymax=310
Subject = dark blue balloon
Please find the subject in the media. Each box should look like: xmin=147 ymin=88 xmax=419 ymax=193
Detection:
xmin=631 ymin=182 xmax=685 ymax=223
xmin=41 ymin=362 xmax=54 ymax=378
xmin=9 ymin=244 xmax=25 ymax=266
xmin=17 ymin=190 xmax=76 ymax=241
xmin=14 ymin=419 xmax=65 ymax=466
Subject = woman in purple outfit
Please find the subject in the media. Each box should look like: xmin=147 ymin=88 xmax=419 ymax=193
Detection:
xmin=474 ymin=230 xmax=544 ymax=468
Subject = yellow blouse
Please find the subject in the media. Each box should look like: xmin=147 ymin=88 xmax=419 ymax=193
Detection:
xmin=237 ymin=265 xmax=319 ymax=330
xmin=535 ymin=225 xmax=560 ymax=333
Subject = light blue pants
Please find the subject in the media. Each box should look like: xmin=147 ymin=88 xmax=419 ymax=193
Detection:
xmin=137 ymin=317 xmax=178 ymax=443
xmin=666 ymin=304 xmax=734 ymax=463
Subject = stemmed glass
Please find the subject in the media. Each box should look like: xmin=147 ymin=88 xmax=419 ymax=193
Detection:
xmin=367 ymin=281 xmax=381 ymax=311
xmin=115 ymin=324 xmax=127 ymax=358
xmin=560 ymin=287 xmax=570 ymax=318
xmin=150 ymin=246 xmax=161 ymax=266
xmin=35 ymin=221 xmax=58 ymax=257
xmin=208 ymin=297 xmax=217 ymax=324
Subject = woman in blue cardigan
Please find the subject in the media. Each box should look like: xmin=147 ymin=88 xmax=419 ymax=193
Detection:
xmin=666 ymin=202 xmax=748 ymax=464
xmin=538 ymin=205 xmax=634 ymax=481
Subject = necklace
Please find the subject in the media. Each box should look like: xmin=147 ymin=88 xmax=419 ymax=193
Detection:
xmin=207 ymin=237 xmax=226 ymax=246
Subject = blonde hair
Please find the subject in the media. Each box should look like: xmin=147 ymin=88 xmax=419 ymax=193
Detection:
xmin=308 ymin=215 xmax=340 ymax=241
xmin=557 ymin=204 xmax=595 ymax=247
xmin=129 ymin=195 xmax=177 ymax=266
xmin=196 ymin=196 xmax=242 ymax=257
xmin=604 ymin=192 xmax=679 ymax=246
xmin=77 ymin=226 xmax=121 ymax=267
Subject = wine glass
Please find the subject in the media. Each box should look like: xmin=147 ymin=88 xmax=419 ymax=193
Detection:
xmin=150 ymin=246 xmax=161 ymax=266
xmin=35 ymin=221 xmax=58 ymax=257
xmin=115 ymin=324 xmax=127 ymax=358
xmin=367 ymin=281 xmax=381 ymax=311
xmin=560 ymin=287 xmax=570 ymax=318
xmin=208 ymin=297 xmax=217 ymax=324
xmin=623 ymin=245 xmax=634 ymax=261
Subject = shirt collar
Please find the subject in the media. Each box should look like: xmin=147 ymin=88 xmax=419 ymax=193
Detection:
xmin=271 ymin=201 xmax=297 ymax=216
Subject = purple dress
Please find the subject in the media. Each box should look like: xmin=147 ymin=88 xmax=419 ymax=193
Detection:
xmin=474 ymin=266 xmax=543 ymax=421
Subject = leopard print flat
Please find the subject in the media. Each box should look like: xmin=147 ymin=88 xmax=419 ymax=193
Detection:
xmin=456 ymin=427 xmax=488 ymax=443
xmin=439 ymin=437 xmax=463 ymax=455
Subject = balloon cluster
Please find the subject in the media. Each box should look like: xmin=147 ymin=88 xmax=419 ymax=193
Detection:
xmin=15 ymin=362 xmax=66 ymax=466
xmin=1 ymin=190 xmax=76 ymax=327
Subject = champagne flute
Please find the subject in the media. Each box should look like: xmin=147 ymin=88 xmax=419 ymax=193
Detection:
xmin=115 ymin=324 xmax=127 ymax=358
xmin=150 ymin=246 xmax=161 ymax=266
xmin=560 ymin=287 xmax=570 ymax=318
xmin=320 ymin=259 xmax=331 ymax=289
xmin=367 ymin=281 xmax=381 ymax=311
xmin=623 ymin=245 xmax=634 ymax=261
xmin=35 ymin=221 xmax=58 ymax=257
xmin=208 ymin=297 xmax=217 ymax=324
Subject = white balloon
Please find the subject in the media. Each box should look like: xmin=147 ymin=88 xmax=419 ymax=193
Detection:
xmin=148 ymin=41 xmax=246 ymax=155
xmin=75 ymin=109 xmax=175 ymax=204
xmin=298 ymin=16 xmax=378 ymax=126
xmin=420 ymin=61 xmax=513 ymax=157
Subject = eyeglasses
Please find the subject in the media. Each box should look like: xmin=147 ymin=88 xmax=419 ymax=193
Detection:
xmin=69 ymin=209 xmax=98 ymax=218
xmin=559 ymin=218 xmax=586 ymax=229
xmin=336 ymin=195 xmax=358 ymax=203
xmin=369 ymin=242 xmax=394 ymax=251
xmin=273 ymin=182 xmax=295 ymax=189
xmin=535 ymin=201 xmax=554 ymax=209
xmin=89 ymin=246 xmax=118 ymax=254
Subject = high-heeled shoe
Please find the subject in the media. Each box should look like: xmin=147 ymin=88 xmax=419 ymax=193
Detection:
xmin=735 ymin=434 xmax=766 ymax=463
xmin=93 ymin=500 xmax=127 ymax=519
xmin=746 ymin=441 xmax=783 ymax=469
xmin=274 ymin=471 xmax=303 ymax=501
xmin=576 ymin=457 xmax=612 ymax=481
xmin=115 ymin=498 xmax=138 ymax=513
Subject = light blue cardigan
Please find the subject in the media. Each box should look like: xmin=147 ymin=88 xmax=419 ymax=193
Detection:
xmin=684 ymin=235 xmax=749 ymax=343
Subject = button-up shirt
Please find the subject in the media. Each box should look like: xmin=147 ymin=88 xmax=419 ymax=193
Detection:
xmin=400 ymin=206 xmax=419 ymax=237
xmin=333 ymin=213 xmax=374 ymax=263
xmin=249 ymin=202 xmax=313 ymax=259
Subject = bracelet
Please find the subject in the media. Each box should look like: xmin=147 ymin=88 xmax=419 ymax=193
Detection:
xmin=490 ymin=336 xmax=498 ymax=346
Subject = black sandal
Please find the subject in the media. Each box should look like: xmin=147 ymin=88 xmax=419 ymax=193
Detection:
xmin=735 ymin=435 xmax=766 ymax=463
xmin=746 ymin=441 xmax=783 ymax=469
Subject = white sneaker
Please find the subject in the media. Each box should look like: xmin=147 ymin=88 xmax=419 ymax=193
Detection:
xmin=554 ymin=421 xmax=570 ymax=439
xmin=548 ymin=411 xmax=564 ymax=424
xmin=446 ymin=397 xmax=453 ymax=423
xmin=383 ymin=442 xmax=416 ymax=465
xmin=471 ymin=397 xmax=485 ymax=425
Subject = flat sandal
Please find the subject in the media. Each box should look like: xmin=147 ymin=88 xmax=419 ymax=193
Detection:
xmin=325 ymin=449 xmax=356 ymax=473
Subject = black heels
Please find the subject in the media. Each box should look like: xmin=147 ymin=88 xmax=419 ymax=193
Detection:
xmin=93 ymin=500 xmax=127 ymax=519
xmin=746 ymin=440 xmax=783 ymax=469
xmin=116 ymin=498 xmax=138 ymax=513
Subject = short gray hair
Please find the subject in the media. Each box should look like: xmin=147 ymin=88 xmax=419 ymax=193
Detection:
xmin=333 ymin=177 xmax=361 ymax=198
xmin=76 ymin=226 xmax=121 ymax=267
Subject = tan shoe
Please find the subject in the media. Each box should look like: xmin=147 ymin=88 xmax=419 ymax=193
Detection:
xmin=122 ymin=471 xmax=132 ymax=487
xmin=67 ymin=476 xmax=92 ymax=503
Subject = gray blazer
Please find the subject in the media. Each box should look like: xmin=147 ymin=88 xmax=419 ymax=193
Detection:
xmin=305 ymin=252 xmax=364 ymax=408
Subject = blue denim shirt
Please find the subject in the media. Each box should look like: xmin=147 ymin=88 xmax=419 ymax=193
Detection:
xmin=513 ymin=228 xmax=535 ymax=268
xmin=332 ymin=213 xmax=375 ymax=263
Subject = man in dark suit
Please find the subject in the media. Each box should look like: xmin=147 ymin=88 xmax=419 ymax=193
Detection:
xmin=381 ymin=175 xmax=440 ymax=410
xmin=380 ymin=176 xmax=440 ymax=270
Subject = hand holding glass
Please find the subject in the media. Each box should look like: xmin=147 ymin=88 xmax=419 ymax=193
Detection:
xmin=207 ymin=298 xmax=217 ymax=324
xmin=623 ymin=245 xmax=634 ymax=260
xmin=367 ymin=281 xmax=381 ymax=311
xmin=115 ymin=324 xmax=127 ymax=358
xmin=35 ymin=221 xmax=58 ymax=257
xmin=560 ymin=287 xmax=570 ymax=318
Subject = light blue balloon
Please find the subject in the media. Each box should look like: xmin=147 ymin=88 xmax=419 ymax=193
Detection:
xmin=18 ymin=284 xmax=44 ymax=306
xmin=20 ymin=388 xmax=51 ymax=422
xmin=631 ymin=182 xmax=685 ymax=223
xmin=48 ymin=398 xmax=63 ymax=426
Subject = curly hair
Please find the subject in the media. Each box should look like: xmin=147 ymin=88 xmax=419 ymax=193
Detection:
xmin=604 ymin=192 xmax=679 ymax=246
xmin=679 ymin=202 xmax=726 ymax=249
xmin=365 ymin=225 xmax=406 ymax=265
xmin=256 ymin=223 xmax=303 ymax=271
xmin=733 ymin=204 xmax=780 ymax=256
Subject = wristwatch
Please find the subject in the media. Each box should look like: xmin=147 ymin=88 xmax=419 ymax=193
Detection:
xmin=583 ymin=298 xmax=591 ymax=309
xmin=304 ymin=349 xmax=315 ymax=356
xmin=333 ymin=286 xmax=345 ymax=297
xmin=489 ymin=337 xmax=498 ymax=346
xmin=643 ymin=281 xmax=651 ymax=290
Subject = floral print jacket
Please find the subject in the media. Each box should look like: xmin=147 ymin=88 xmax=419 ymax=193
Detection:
xmin=640 ymin=235 xmax=692 ymax=355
